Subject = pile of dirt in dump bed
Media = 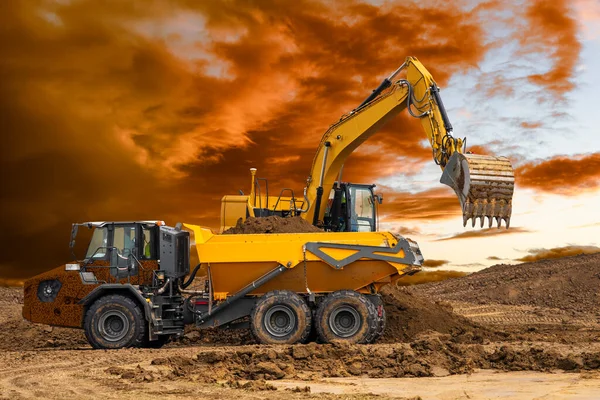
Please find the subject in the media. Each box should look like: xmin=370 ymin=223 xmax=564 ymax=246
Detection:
xmin=222 ymin=216 xmax=322 ymax=234
xmin=410 ymin=253 xmax=600 ymax=315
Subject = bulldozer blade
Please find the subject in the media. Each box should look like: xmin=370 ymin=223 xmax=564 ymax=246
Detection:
xmin=440 ymin=153 xmax=514 ymax=228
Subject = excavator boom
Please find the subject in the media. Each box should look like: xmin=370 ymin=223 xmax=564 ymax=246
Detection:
xmin=304 ymin=56 xmax=514 ymax=228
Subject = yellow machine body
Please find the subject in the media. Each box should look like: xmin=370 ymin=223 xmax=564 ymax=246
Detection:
xmin=186 ymin=224 xmax=423 ymax=297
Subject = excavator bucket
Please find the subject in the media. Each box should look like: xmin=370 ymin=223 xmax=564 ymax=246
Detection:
xmin=440 ymin=153 xmax=515 ymax=228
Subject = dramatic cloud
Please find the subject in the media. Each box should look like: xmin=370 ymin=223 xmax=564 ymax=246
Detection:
xmin=516 ymin=245 xmax=600 ymax=262
xmin=516 ymin=153 xmax=600 ymax=193
xmin=0 ymin=0 xmax=588 ymax=281
xmin=422 ymin=259 xmax=450 ymax=268
xmin=436 ymin=227 xmax=531 ymax=241
xmin=381 ymin=188 xmax=460 ymax=221
xmin=396 ymin=270 xmax=468 ymax=286
xmin=520 ymin=0 xmax=582 ymax=97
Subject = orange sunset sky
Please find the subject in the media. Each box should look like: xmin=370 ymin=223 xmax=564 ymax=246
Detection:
xmin=1 ymin=0 xmax=599 ymax=285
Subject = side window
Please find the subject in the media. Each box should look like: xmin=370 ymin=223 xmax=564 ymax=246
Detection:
xmin=113 ymin=226 xmax=136 ymax=257
xmin=141 ymin=227 xmax=154 ymax=259
xmin=325 ymin=189 xmax=336 ymax=216
xmin=349 ymin=187 xmax=375 ymax=232
xmin=85 ymin=227 xmax=108 ymax=259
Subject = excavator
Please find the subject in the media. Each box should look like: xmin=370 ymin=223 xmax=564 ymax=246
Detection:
xmin=221 ymin=56 xmax=515 ymax=232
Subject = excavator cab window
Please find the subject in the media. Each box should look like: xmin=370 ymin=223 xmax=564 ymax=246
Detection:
xmin=348 ymin=185 xmax=376 ymax=232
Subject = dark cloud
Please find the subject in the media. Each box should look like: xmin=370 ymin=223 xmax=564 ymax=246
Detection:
xmin=516 ymin=153 xmax=600 ymax=193
xmin=516 ymin=246 xmax=600 ymax=262
xmin=436 ymin=227 xmax=531 ymax=241
xmin=396 ymin=270 xmax=468 ymax=286
xmin=422 ymin=259 xmax=450 ymax=268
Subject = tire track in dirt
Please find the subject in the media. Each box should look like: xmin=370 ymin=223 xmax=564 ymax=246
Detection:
xmin=449 ymin=302 xmax=600 ymax=328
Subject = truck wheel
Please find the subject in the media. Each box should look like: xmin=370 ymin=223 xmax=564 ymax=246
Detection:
xmin=315 ymin=290 xmax=378 ymax=344
xmin=369 ymin=295 xmax=386 ymax=343
xmin=84 ymin=294 xmax=146 ymax=349
xmin=251 ymin=290 xmax=312 ymax=344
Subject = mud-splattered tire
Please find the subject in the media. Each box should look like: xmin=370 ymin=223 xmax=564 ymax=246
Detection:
xmin=84 ymin=294 xmax=146 ymax=349
xmin=251 ymin=290 xmax=312 ymax=344
xmin=369 ymin=295 xmax=386 ymax=343
xmin=315 ymin=290 xmax=378 ymax=344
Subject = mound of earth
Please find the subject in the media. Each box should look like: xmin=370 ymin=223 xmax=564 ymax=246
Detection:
xmin=105 ymin=340 xmax=600 ymax=386
xmin=380 ymin=286 xmax=496 ymax=343
xmin=0 ymin=287 xmax=87 ymax=351
xmin=411 ymin=253 xmax=600 ymax=315
xmin=223 ymin=216 xmax=322 ymax=234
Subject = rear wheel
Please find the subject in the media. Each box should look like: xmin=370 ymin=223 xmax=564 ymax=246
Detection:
xmin=84 ymin=294 xmax=146 ymax=349
xmin=251 ymin=290 xmax=312 ymax=344
xmin=315 ymin=290 xmax=378 ymax=344
xmin=369 ymin=295 xmax=386 ymax=343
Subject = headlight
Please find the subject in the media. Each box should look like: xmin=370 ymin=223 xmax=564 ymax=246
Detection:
xmin=37 ymin=280 xmax=62 ymax=302
xmin=65 ymin=263 xmax=80 ymax=271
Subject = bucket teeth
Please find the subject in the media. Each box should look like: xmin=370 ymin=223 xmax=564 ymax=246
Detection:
xmin=441 ymin=153 xmax=515 ymax=229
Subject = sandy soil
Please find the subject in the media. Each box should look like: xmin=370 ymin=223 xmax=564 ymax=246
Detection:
xmin=2 ymin=253 xmax=600 ymax=399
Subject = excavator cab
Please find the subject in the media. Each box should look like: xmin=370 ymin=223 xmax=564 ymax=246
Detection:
xmin=324 ymin=183 xmax=380 ymax=232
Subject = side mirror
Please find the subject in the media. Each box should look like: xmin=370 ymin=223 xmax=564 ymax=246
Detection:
xmin=374 ymin=194 xmax=383 ymax=205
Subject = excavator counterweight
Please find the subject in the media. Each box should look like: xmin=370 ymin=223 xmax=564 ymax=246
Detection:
xmin=441 ymin=153 xmax=514 ymax=228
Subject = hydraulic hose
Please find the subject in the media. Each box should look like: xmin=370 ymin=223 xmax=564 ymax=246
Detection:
xmin=181 ymin=263 xmax=201 ymax=289
xmin=156 ymin=278 xmax=171 ymax=295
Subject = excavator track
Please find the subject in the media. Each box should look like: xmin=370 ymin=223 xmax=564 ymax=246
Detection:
xmin=441 ymin=153 xmax=515 ymax=228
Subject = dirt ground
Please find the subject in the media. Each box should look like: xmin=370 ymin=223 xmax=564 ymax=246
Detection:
xmin=2 ymin=253 xmax=600 ymax=399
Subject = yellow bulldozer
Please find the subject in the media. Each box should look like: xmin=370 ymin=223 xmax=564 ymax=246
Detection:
xmin=22 ymin=57 xmax=514 ymax=349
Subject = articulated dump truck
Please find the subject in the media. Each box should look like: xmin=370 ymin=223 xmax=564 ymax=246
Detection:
xmin=23 ymin=221 xmax=423 ymax=349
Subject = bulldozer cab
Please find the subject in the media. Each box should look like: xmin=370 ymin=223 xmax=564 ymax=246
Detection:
xmin=324 ymin=183 xmax=380 ymax=232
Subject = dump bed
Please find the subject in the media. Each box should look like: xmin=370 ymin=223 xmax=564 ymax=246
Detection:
xmin=185 ymin=225 xmax=423 ymax=296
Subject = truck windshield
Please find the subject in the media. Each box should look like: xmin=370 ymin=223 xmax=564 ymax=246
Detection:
xmin=85 ymin=227 xmax=108 ymax=259
xmin=349 ymin=186 xmax=375 ymax=232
